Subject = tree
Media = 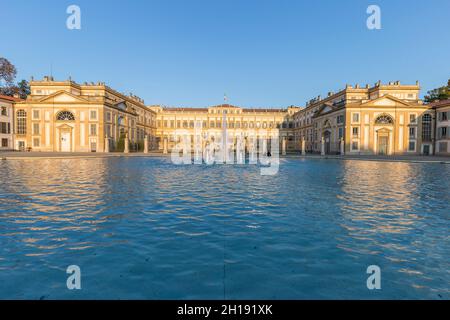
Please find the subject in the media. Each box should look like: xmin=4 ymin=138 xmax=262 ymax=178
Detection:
xmin=424 ymin=79 xmax=450 ymax=103
xmin=0 ymin=57 xmax=30 ymax=99
xmin=0 ymin=57 xmax=17 ymax=87
xmin=16 ymin=79 xmax=31 ymax=99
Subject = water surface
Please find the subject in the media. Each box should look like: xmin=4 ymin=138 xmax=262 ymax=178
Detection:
xmin=0 ymin=157 xmax=448 ymax=299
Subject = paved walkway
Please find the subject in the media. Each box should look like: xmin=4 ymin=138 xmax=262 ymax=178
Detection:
xmin=1 ymin=151 xmax=450 ymax=163
xmin=0 ymin=151 xmax=165 ymax=160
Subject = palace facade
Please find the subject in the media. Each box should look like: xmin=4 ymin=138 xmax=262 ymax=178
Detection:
xmin=5 ymin=76 xmax=447 ymax=156
xmin=292 ymin=81 xmax=434 ymax=155
xmin=0 ymin=94 xmax=21 ymax=151
xmin=148 ymin=104 xmax=300 ymax=154
xmin=433 ymin=100 xmax=450 ymax=155
xmin=13 ymin=77 xmax=157 ymax=152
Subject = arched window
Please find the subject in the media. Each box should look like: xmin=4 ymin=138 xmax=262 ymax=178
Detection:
xmin=118 ymin=116 xmax=125 ymax=126
xmin=56 ymin=111 xmax=75 ymax=121
xmin=422 ymin=114 xmax=432 ymax=141
xmin=16 ymin=110 xmax=27 ymax=135
xmin=375 ymin=114 xmax=394 ymax=125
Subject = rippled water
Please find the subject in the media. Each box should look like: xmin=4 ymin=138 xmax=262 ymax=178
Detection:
xmin=0 ymin=157 xmax=449 ymax=299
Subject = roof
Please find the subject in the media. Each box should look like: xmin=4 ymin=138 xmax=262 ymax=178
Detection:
xmin=428 ymin=99 xmax=450 ymax=108
xmin=163 ymin=107 xmax=209 ymax=112
xmin=0 ymin=94 xmax=23 ymax=102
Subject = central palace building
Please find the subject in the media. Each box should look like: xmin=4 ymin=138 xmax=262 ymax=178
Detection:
xmin=8 ymin=76 xmax=448 ymax=156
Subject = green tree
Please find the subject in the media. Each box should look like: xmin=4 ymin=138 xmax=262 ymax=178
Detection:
xmin=0 ymin=57 xmax=30 ymax=99
xmin=424 ymin=79 xmax=450 ymax=103
xmin=15 ymin=79 xmax=31 ymax=99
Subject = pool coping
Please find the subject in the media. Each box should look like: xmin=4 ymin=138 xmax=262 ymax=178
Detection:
xmin=2 ymin=152 xmax=450 ymax=164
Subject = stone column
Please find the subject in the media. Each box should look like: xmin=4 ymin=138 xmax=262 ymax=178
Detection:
xmin=163 ymin=137 xmax=168 ymax=154
xmin=282 ymin=137 xmax=287 ymax=156
xmin=321 ymin=136 xmax=325 ymax=156
xmin=301 ymin=138 xmax=306 ymax=156
xmin=144 ymin=135 xmax=149 ymax=154
xmin=124 ymin=134 xmax=129 ymax=154
xmin=262 ymin=137 xmax=267 ymax=155
xmin=104 ymin=136 xmax=110 ymax=153
xmin=340 ymin=138 xmax=345 ymax=155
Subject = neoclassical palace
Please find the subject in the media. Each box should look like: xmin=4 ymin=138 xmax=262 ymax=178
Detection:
xmin=292 ymin=81 xmax=435 ymax=155
xmin=13 ymin=77 xmax=157 ymax=152
xmin=5 ymin=76 xmax=449 ymax=156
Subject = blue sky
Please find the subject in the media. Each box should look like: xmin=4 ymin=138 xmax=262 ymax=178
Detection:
xmin=1 ymin=0 xmax=449 ymax=107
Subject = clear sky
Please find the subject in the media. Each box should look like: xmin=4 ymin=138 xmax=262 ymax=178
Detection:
xmin=1 ymin=0 xmax=449 ymax=107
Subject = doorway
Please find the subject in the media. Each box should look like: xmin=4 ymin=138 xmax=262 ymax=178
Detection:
xmin=60 ymin=131 xmax=71 ymax=152
xmin=324 ymin=131 xmax=331 ymax=154
xmin=377 ymin=132 xmax=389 ymax=155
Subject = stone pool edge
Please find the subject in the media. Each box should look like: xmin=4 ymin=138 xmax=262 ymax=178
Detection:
xmin=1 ymin=152 xmax=450 ymax=164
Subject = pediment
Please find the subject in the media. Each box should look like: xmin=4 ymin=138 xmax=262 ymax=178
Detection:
xmin=38 ymin=91 xmax=89 ymax=103
xmin=115 ymin=101 xmax=128 ymax=111
xmin=361 ymin=95 xmax=411 ymax=107
xmin=315 ymin=103 xmax=336 ymax=116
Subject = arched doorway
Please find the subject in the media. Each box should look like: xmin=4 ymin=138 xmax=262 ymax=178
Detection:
xmin=56 ymin=111 xmax=75 ymax=152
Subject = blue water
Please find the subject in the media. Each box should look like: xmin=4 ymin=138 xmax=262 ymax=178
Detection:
xmin=0 ymin=157 xmax=448 ymax=299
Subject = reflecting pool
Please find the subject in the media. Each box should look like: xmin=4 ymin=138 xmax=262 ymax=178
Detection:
xmin=0 ymin=157 xmax=449 ymax=299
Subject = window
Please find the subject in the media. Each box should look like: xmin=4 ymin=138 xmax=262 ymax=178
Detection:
xmin=375 ymin=114 xmax=394 ymax=124
xmin=352 ymin=127 xmax=359 ymax=137
xmin=90 ymin=110 xmax=97 ymax=120
xmin=56 ymin=111 xmax=75 ymax=121
xmin=409 ymin=127 xmax=416 ymax=139
xmin=1 ymin=138 xmax=8 ymax=147
xmin=422 ymin=114 xmax=432 ymax=142
xmin=352 ymin=141 xmax=359 ymax=151
xmin=439 ymin=127 xmax=448 ymax=139
xmin=408 ymin=141 xmax=416 ymax=152
xmin=106 ymin=112 xmax=112 ymax=122
xmin=16 ymin=110 xmax=27 ymax=135
xmin=337 ymin=115 xmax=344 ymax=124
xmin=409 ymin=114 xmax=417 ymax=124
xmin=33 ymin=123 xmax=40 ymax=135
xmin=439 ymin=142 xmax=448 ymax=153
xmin=0 ymin=122 xmax=10 ymax=134
xmin=33 ymin=138 xmax=40 ymax=147
xmin=439 ymin=112 xmax=448 ymax=121
xmin=1 ymin=107 xmax=6 ymax=116
xmin=338 ymin=127 xmax=344 ymax=139
xmin=105 ymin=125 xmax=111 ymax=137
xmin=352 ymin=113 xmax=360 ymax=123
xmin=90 ymin=124 xmax=97 ymax=136
xmin=32 ymin=110 xmax=40 ymax=120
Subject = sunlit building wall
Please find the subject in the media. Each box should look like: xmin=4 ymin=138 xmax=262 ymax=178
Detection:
xmin=292 ymin=81 xmax=434 ymax=155
xmin=13 ymin=77 xmax=157 ymax=152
